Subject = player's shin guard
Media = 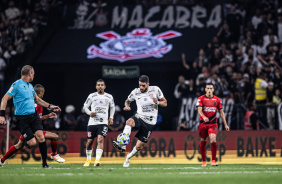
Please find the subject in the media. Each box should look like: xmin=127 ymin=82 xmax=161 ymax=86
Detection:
xmin=95 ymin=149 xmax=103 ymax=161
xmin=1 ymin=145 xmax=18 ymax=162
xmin=50 ymin=141 xmax=58 ymax=156
xmin=39 ymin=141 xmax=48 ymax=166
xmin=127 ymin=146 xmax=139 ymax=159
xmin=211 ymin=142 xmax=217 ymax=161
xmin=123 ymin=125 xmax=132 ymax=136
xmin=200 ymin=141 xmax=207 ymax=162
xmin=86 ymin=149 xmax=92 ymax=160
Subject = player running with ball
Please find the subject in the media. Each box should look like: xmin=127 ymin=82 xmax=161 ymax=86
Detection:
xmin=113 ymin=75 xmax=167 ymax=167
xmin=196 ymin=83 xmax=229 ymax=167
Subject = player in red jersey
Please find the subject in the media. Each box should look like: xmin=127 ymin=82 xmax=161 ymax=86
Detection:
xmin=0 ymin=84 xmax=65 ymax=167
xmin=196 ymin=83 xmax=229 ymax=167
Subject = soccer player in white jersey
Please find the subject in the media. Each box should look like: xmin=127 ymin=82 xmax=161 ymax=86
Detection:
xmin=83 ymin=79 xmax=115 ymax=167
xmin=113 ymin=75 xmax=167 ymax=167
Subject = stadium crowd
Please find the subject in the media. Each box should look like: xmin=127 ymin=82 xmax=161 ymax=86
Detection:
xmin=175 ymin=0 xmax=282 ymax=130
xmin=0 ymin=0 xmax=64 ymax=97
xmin=2 ymin=0 xmax=282 ymax=131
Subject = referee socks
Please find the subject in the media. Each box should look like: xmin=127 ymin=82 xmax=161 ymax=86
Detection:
xmin=39 ymin=141 xmax=48 ymax=166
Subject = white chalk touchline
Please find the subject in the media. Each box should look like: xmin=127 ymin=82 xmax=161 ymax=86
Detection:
xmin=179 ymin=171 xmax=282 ymax=175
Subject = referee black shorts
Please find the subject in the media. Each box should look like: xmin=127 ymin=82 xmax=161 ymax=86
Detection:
xmin=15 ymin=112 xmax=43 ymax=141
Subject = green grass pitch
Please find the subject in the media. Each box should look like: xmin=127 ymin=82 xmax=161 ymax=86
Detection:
xmin=1 ymin=164 xmax=282 ymax=184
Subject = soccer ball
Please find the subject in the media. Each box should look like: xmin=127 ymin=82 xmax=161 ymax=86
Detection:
xmin=117 ymin=133 xmax=130 ymax=145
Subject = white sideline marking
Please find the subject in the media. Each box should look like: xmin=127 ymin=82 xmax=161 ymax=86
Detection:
xmin=179 ymin=171 xmax=282 ymax=175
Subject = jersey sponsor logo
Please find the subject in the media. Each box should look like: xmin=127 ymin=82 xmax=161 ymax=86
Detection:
xmin=95 ymin=107 xmax=106 ymax=114
xmin=93 ymin=117 xmax=104 ymax=122
xmin=203 ymin=107 xmax=217 ymax=112
xmin=142 ymin=106 xmax=153 ymax=112
xmin=87 ymin=28 xmax=181 ymax=62
xmin=142 ymin=116 xmax=153 ymax=122
xmin=9 ymin=87 xmax=13 ymax=93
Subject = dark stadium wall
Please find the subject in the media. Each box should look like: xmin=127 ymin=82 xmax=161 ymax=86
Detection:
xmin=34 ymin=62 xmax=185 ymax=129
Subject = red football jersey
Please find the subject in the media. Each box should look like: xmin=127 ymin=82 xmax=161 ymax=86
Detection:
xmin=35 ymin=103 xmax=43 ymax=119
xmin=196 ymin=95 xmax=222 ymax=124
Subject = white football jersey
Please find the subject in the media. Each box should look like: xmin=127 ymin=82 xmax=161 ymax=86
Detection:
xmin=84 ymin=92 xmax=115 ymax=125
xmin=128 ymin=86 xmax=164 ymax=125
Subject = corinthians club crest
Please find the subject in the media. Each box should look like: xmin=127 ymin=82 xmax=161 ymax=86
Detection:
xmin=87 ymin=28 xmax=182 ymax=62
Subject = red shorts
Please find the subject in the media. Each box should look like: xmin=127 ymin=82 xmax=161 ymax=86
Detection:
xmin=19 ymin=131 xmax=47 ymax=141
xmin=198 ymin=123 xmax=218 ymax=138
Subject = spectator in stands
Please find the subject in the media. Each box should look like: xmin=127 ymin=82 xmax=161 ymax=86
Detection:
xmin=43 ymin=111 xmax=62 ymax=130
xmin=195 ymin=77 xmax=205 ymax=96
xmin=3 ymin=45 xmax=17 ymax=64
xmin=244 ymin=104 xmax=259 ymax=130
xmin=217 ymin=23 xmax=233 ymax=44
xmin=257 ymin=13 xmax=273 ymax=38
xmin=195 ymin=49 xmax=208 ymax=68
xmin=218 ymin=74 xmax=229 ymax=98
xmin=63 ymin=105 xmax=77 ymax=130
xmin=14 ymin=31 xmax=26 ymax=54
xmin=241 ymin=73 xmax=253 ymax=106
xmin=252 ymin=9 xmax=262 ymax=30
xmin=273 ymin=69 xmax=282 ymax=91
xmin=277 ymin=14 xmax=282 ymax=43
xmin=77 ymin=108 xmax=89 ymax=131
xmin=209 ymin=48 xmax=222 ymax=70
xmin=174 ymin=75 xmax=189 ymax=100
xmin=273 ymin=88 xmax=281 ymax=105
xmin=108 ymin=105 xmax=125 ymax=132
xmin=154 ymin=113 xmax=163 ymax=131
xmin=22 ymin=21 xmax=35 ymax=44
xmin=5 ymin=1 xmax=20 ymax=20
xmin=0 ymin=53 xmax=6 ymax=97
xmin=266 ymin=82 xmax=275 ymax=129
xmin=181 ymin=53 xmax=200 ymax=80
xmin=187 ymin=79 xmax=196 ymax=98
xmin=255 ymin=72 xmax=268 ymax=129
xmin=226 ymin=5 xmax=243 ymax=42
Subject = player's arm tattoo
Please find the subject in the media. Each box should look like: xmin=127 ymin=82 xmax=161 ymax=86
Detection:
xmin=125 ymin=99 xmax=132 ymax=107
xmin=158 ymin=97 xmax=167 ymax=107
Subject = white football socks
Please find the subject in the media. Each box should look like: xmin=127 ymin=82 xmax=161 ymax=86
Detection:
xmin=127 ymin=146 xmax=139 ymax=159
xmin=86 ymin=149 xmax=92 ymax=160
xmin=95 ymin=149 xmax=103 ymax=161
xmin=123 ymin=125 xmax=132 ymax=136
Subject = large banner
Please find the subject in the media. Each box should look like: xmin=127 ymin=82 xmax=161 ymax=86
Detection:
xmin=1 ymin=131 xmax=282 ymax=165
xmin=67 ymin=5 xmax=222 ymax=30
xmin=178 ymin=97 xmax=234 ymax=131
xmin=37 ymin=5 xmax=222 ymax=63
